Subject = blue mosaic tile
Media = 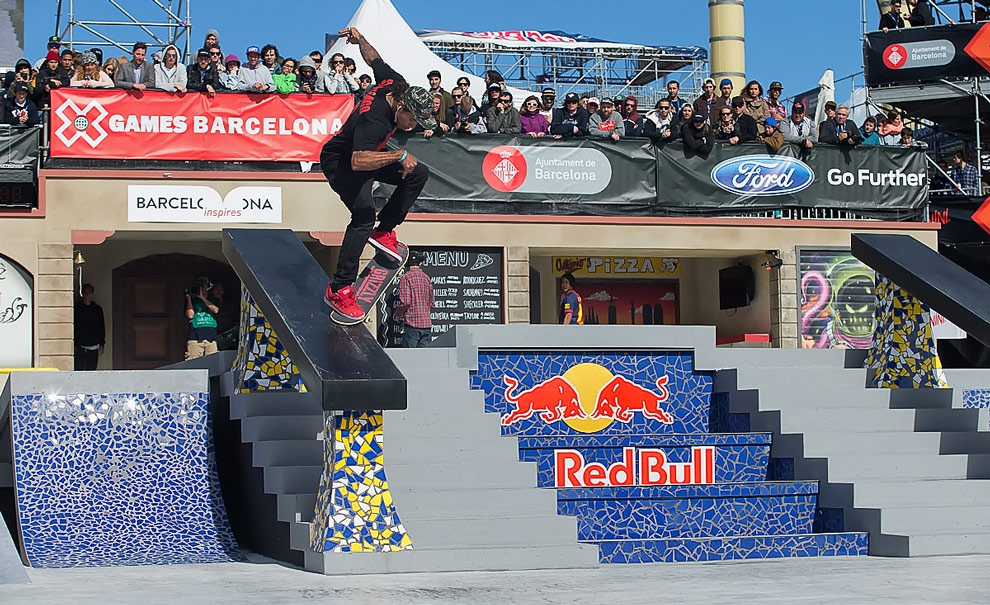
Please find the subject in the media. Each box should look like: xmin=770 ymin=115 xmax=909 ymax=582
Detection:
xmin=560 ymin=493 xmax=816 ymax=540
xmin=596 ymin=533 xmax=868 ymax=563
xmin=962 ymin=389 xmax=990 ymax=431
xmin=10 ymin=391 xmax=239 ymax=568
xmin=519 ymin=435 xmax=769 ymax=487
xmin=709 ymin=392 xmax=752 ymax=433
xmin=472 ymin=351 xmax=712 ymax=436
xmin=815 ymin=507 xmax=846 ymax=533
xmin=769 ymin=458 xmax=796 ymax=481
xmin=556 ymin=481 xmax=819 ymax=501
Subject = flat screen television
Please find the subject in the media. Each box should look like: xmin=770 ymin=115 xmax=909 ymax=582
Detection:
xmin=719 ymin=265 xmax=755 ymax=310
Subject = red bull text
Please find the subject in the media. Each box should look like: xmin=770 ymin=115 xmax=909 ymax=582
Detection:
xmin=554 ymin=446 xmax=715 ymax=487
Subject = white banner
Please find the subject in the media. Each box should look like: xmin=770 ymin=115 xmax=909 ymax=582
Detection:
xmin=127 ymin=185 xmax=282 ymax=223
xmin=0 ymin=255 xmax=33 ymax=368
xmin=931 ymin=311 xmax=966 ymax=340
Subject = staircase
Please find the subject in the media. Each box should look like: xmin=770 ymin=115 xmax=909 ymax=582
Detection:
xmin=458 ymin=326 xmax=867 ymax=563
xmin=216 ymin=347 xmax=599 ymax=574
xmin=712 ymin=347 xmax=990 ymax=556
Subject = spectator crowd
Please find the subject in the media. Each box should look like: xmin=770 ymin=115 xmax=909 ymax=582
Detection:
xmin=4 ymin=25 xmax=975 ymax=194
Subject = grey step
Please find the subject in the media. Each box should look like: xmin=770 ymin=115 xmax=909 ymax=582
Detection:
xmin=229 ymin=392 xmax=323 ymax=419
xmin=712 ymin=348 xmax=848 ymax=369
xmin=241 ymin=414 xmax=324 ymax=441
xmin=741 ymin=388 xmax=893 ymax=411
xmin=277 ymin=492 xmax=318 ymax=523
xmin=306 ymin=543 xmax=600 ymax=574
xmin=902 ymin=532 xmax=990 ymax=556
xmin=386 ymin=437 xmax=521 ymax=464
xmin=749 ymin=407 xmax=977 ymax=434
xmin=387 ymin=347 xmax=458 ymax=371
xmin=733 ymin=368 xmax=870 ymax=390
xmin=0 ymin=462 xmax=11 ymax=488
xmin=384 ymin=410 xmax=504 ymax=437
xmin=392 ymin=487 xmax=560 ymax=521
xmin=386 ymin=461 xmax=536 ymax=490
xmin=400 ymin=515 xmax=580 ymax=550
xmin=798 ymin=453 xmax=990 ymax=482
xmin=252 ymin=439 xmax=324 ymax=467
xmin=264 ymin=465 xmax=322 ymax=495
xmin=873 ymin=506 xmax=990 ymax=534
xmin=773 ymin=431 xmax=944 ymax=458
xmin=939 ymin=431 xmax=990 ymax=454
xmin=850 ymin=479 xmax=990 ymax=508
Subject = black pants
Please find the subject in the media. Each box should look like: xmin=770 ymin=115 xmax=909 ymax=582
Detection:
xmin=74 ymin=346 xmax=99 ymax=371
xmin=324 ymin=161 xmax=430 ymax=290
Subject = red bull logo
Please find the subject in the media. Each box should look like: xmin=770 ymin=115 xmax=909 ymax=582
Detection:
xmin=500 ymin=363 xmax=674 ymax=432
xmin=554 ymin=446 xmax=715 ymax=487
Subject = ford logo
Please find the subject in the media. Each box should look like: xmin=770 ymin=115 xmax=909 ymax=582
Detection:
xmin=710 ymin=155 xmax=815 ymax=196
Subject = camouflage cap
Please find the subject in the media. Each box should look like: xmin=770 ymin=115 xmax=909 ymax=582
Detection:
xmin=401 ymin=85 xmax=438 ymax=130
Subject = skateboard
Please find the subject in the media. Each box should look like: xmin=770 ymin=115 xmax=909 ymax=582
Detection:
xmin=329 ymin=243 xmax=409 ymax=326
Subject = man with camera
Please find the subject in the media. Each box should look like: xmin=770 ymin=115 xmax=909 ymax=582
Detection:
xmin=184 ymin=276 xmax=221 ymax=360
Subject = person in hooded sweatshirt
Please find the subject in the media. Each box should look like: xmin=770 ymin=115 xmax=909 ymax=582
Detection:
xmin=203 ymin=29 xmax=221 ymax=52
xmin=33 ymin=50 xmax=70 ymax=107
xmin=519 ymin=95 xmax=548 ymax=137
xmin=295 ymin=55 xmax=325 ymax=94
xmin=621 ymin=96 xmax=644 ymax=137
xmin=589 ymin=97 xmax=624 ymax=142
xmin=153 ymin=44 xmax=187 ymax=93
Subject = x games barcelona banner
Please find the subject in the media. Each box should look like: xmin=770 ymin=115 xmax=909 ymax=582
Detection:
xmin=49 ymin=89 xmax=354 ymax=162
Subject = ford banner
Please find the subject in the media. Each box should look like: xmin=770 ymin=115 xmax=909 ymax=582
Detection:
xmin=657 ymin=141 xmax=928 ymax=213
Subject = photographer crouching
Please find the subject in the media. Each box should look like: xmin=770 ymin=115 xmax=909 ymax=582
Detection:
xmin=184 ymin=275 xmax=221 ymax=360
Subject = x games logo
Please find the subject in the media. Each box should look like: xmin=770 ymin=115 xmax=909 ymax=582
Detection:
xmin=53 ymin=99 xmax=109 ymax=148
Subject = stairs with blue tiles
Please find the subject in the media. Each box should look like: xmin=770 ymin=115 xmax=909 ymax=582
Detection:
xmin=446 ymin=325 xmax=867 ymax=563
xmin=712 ymin=347 xmax=990 ymax=556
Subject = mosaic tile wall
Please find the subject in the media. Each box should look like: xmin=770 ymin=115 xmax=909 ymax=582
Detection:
xmin=597 ymin=533 xmax=869 ymax=564
xmin=962 ymin=390 xmax=990 ymax=431
xmin=557 ymin=482 xmax=817 ymax=540
xmin=865 ymin=275 xmax=947 ymax=389
xmin=471 ymin=351 xmax=712 ymax=436
xmin=518 ymin=434 xmax=770 ymax=487
xmin=10 ymin=391 xmax=239 ymax=568
xmin=232 ymin=285 xmax=305 ymax=393
xmin=470 ymin=349 xmax=868 ymax=561
xmin=311 ymin=411 xmax=411 ymax=553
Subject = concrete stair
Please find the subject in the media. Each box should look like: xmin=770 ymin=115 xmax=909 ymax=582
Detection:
xmin=712 ymin=347 xmax=990 ymax=556
xmin=297 ymin=347 xmax=599 ymax=574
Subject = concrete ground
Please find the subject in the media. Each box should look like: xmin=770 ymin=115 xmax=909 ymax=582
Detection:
xmin=2 ymin=554 xmax=989 ymax=604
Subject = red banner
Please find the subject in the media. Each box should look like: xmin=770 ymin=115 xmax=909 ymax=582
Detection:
xmin=49 ymin=89 xmax=354 ymax=162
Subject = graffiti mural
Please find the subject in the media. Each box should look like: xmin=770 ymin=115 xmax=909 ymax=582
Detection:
xmin=799 ymin=250 xmax=875 ymax=349
xmin=0 ymin=255 xmax=33 ymax=367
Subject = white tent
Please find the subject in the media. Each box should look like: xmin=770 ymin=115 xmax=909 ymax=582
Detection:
xmin=326 ymin=0 xmax=534 ymax=105
xmin=814 ymin=69 xmax=835 ymax=126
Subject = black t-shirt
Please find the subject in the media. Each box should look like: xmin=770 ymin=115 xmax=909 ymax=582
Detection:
xmin=320 ymin=58 xmax=406 ymax=176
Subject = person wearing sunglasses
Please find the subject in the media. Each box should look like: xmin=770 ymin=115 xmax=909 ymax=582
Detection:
xmin=207 ymin=45 xmax=224 ymax=70
xmin=540 ymin=87 xmax=556 ymax=120
xmin=549 ymin=92 xmax=589 ymax=139
xmin=589 ymin=97 xmax=623 ymax=142
xmin=644 ymin=100 xmax=676 ymax=142
xmin=713 ymin=107 xmax=741 ymax=144
xmin=519 ymin=95 xmax=548 ymax=137
xmin=323 ymin=52 xmax=358 ymax=94
xmin=486 ymin=91 xmax=521 ymax=134
xmin=621 ymin=95 xmax=644 ymax=137
xmin=153 ymin=44 xmax=188 ymax=93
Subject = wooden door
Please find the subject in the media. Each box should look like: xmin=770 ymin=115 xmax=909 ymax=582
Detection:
xmin=113 ymin=254 xmax=239 ymax=370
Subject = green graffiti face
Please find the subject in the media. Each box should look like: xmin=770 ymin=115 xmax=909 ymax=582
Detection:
xmin=829 ymin=258 xmax=875 ymax=338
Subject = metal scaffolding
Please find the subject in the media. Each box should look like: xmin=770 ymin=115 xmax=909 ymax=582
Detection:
xmin=419 ymin=35 xmax=709 ymax=106
xmin=59 ymin=0 xmax=192 ymax=62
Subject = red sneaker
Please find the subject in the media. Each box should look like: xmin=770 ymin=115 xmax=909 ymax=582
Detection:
xmin=324 ymin=284 xmax=364 ymax=320
xmin=369 ymin=228 xmax=404 ymax=263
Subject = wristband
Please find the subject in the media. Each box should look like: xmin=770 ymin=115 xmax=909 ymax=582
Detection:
xmin=398 ymin=150 xmax=408 ymax=163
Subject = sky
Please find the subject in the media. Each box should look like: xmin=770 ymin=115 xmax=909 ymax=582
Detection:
xmin=24 ymin=0 xmax=872 ymax=102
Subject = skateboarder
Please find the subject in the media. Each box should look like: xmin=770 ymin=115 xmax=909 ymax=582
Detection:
xmin=321 ymin=26 xmax=436 ymax=321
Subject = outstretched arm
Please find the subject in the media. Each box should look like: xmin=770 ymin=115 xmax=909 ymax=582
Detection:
xmin=339 ymin=27 xmax=381 ymax=66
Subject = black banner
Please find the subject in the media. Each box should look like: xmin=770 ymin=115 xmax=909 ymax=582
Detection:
xmin=656 ymin=141 xmax=928 ymax=212
xmin=377 ymin=246 xmax=504 ymax=347
xmin=388 ymin=134 xmax=657 ymax=211
xmin=0 ymin=125 xmax=41 ymax=169
xmin=865 ymin=22 xmax=988 ymax=86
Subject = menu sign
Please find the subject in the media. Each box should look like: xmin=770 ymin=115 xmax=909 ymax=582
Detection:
xmin=377 ymin=247 xmax=505 ymax=347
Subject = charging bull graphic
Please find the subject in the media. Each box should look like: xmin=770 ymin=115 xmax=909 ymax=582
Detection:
xmin=500 ymin=369 xmax=673 ymax=427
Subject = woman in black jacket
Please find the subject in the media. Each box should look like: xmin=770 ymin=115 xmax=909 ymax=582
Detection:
xmin=682 ymin=113 xmax=713 ymax=154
